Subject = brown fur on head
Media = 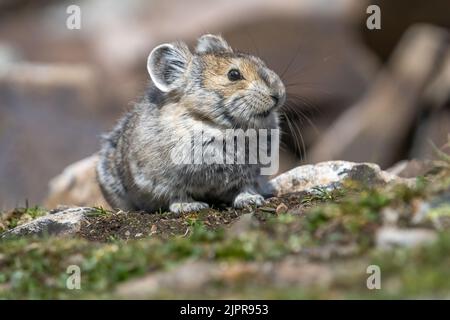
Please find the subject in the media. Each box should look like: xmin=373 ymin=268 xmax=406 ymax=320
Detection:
xmin=147 ymin=34 xmax=285 ymax=129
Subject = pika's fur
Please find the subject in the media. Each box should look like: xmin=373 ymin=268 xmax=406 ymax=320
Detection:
xmin=96 ymin=34 xmax=285 ymax=213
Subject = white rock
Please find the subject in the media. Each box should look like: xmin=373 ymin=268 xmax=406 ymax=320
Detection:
xmin=262 ymin=160 xmax=404 ymax=197
xmin=1 ymin=207 xmax=93 ymax=238
xmin=44 ymin=153 xmax=110 ymax=209
xmin=376 ymin=227 xmax=437 ymax=249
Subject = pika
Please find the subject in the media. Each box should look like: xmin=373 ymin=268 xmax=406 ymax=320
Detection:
xmin=96 ymin=34 xmax=285 ymax=213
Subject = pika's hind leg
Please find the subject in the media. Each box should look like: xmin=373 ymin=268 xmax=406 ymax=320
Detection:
xmin=233 ymin=187 xmax=265 ymax=209
xmin=169 ymin=198 xmax=209 ymax=214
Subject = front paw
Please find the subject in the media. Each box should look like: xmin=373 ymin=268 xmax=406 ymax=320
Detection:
xmin=233 ymin=192 xmax=265 ymax=209
xmin=169 ymin=201 xmax=209 ymax=214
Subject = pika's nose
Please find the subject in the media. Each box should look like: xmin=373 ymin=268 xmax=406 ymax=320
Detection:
xmin=270 ymin=94 xmax=279 ymax=105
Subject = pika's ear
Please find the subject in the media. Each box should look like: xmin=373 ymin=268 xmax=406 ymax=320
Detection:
xmin=147 ymin=42 xmax=191 ymax=92
xmin=196 ymin=34 xmax=233 ymax=54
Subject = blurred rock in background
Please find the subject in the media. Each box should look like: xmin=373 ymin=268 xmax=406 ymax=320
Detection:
xmin=0 ymin=0 xmax=449 ymax=210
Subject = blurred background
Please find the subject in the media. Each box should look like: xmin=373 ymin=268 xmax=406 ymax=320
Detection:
xmin=0 ymin=0 xmax=449 ymax=210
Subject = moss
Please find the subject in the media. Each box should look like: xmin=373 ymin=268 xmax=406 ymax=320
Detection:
xmin=1 ymin=154 xmax=450 ymax=299
xmin=0 ymin=206 xmax=48 ymax=232
xmin=427 ymin=204 xmax=450 ymax=219
xmin=1 ymin=214 xmax=449 ymax=299
xmin=88 ymin=206 xmax=111 ymax=217
xmin=0 ymin=219 xmax=295 ymax=299
xmin=301 ymin=186 xmax=346 ymax=205
xmin=144 ymin=231 xmax=450 ymax=299
xmin=301 ymin=176 xmax=439 ymax=247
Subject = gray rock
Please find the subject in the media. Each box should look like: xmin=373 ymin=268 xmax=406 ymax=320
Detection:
xmin=262 ymin=160 xmax=407 ymax=197
xmin=45 ymin=159 xmax=410 ymax=210
xmin=1 ymin=207 xmax=93 ymax=239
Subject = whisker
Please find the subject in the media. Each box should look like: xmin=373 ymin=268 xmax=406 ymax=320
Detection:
xmin=285 ymin=93 xmax=321 ymax=113
xmin=279 ymin=111 xmax=306 ymax=161
xmin=283 ymin=100 xmax=319 ymax=136
xmin=280 ymin=41 xmax=304 ymax=80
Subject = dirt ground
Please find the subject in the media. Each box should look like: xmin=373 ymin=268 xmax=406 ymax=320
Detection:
xmin=78 ymin=194 xmax=308 ymax=242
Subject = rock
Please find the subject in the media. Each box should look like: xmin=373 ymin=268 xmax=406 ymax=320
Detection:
xmin=387 ymin=159 xmax=437 ymax=178
xmin=1 ymin=207 xmax=93 ymax=239
xmin=45 ymin=158 xmax=410 ymax=208
xmin=44 ymin=154 xmax=110 ymax=209
xmin=376 ymin=227 xmax=437 ymax=249
xmin=262 ymin=160 xmax=405 ymax=197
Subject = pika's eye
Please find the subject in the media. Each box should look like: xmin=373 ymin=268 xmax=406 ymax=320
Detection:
xmin=227 ymin=69 xmax=242 ymax=81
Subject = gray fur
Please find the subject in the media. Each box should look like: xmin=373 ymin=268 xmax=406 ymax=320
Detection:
xmin=97 ymin=34 xmax=286 ymax=213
